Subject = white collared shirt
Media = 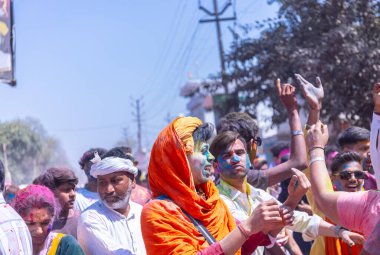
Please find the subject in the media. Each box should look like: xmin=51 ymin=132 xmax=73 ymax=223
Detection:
xmin=74 ymin=188 xmax=99 ymax=212
xmin=0 ymin=193 xmax=33 ymax=255
xmin=218 ymin=179 xmax=322 ymax=255
xmin=78 ymin=200 xmax=146 ymax=255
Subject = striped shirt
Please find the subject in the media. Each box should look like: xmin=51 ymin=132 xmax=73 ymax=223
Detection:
xmin=0 ymin=193 xmax=33 ymax=255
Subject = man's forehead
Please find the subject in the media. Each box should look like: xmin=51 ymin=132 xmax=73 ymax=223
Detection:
xmin=222 ymin=139 xmax=245 ymax=153
xmin=340 ymin=161 xmax=362 ymax=170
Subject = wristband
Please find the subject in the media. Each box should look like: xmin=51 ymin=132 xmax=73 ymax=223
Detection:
xmin=335 ymin=225 xmax=348 ymax=238
xmin=291 ymin=130 xmax=303 ymax=136
xmin=309 ymin=157 xmax=325 ymax=166
xmin=237 ymin=224 xmax=250 ymax=240
xmin=308 ymin=146 xmax=325 ymax=154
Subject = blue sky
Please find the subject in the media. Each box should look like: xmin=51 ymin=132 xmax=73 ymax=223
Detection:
xmin=0 ymin=0 xmax=278 ymax=178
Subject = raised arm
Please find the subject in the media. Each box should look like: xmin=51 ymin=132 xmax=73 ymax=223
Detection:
xmin=306 ymin=122 xmax=342 ymax=223
xmin=266 ymin=79 xmax=307 ymax=186
xmin=295 ymin=74 xmax=334 ymax=218
xmin=371 ymin=81 xmax=380 ymax=188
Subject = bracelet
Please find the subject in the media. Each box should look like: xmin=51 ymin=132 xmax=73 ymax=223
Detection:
xmin=308 ymin=146 xmax=325 ymax=154
xmin=309 ymin=157 xmax=325 ymax=166
xmin=291 ymin=130 xmax=303 ymax=136
xmin=335 ymin=225 xmax=348 ymax=238
xmin=237 ymin=224 xmax=250 ymax=240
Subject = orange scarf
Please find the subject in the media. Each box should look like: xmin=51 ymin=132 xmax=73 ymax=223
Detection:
xmin=141 ymin=117 xmax=239 ymax=255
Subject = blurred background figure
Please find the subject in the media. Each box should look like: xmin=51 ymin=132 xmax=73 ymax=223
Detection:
xmin=75 ymin=147 xmax=107 ymax=212
xmin=13 ymin=184 xmax=83 ymax=255
xmin=33 ymin=167 xmax=80 ymax=239
xmin=0 ymin=159 xmax=33 ymax=255
xmin=3 ymin=183 xmax=19 ymax=204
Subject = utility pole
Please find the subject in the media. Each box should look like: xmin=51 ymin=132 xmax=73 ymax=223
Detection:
xmin=199 ymin=0 xmax=236 ymax=93
xmin=131 ymin=97 xmax=144 ymax=153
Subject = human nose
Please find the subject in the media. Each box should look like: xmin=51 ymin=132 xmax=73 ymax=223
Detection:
xmin=33 ymin=224 xmax=44 ymax=235
xmin=231 ymin=154 xmax=240 ymax=163
xmin=207 ymin=151 xmax=215 ymax=162
xmin=69 ymin=189 xmax=76 ymax=198
xmin=349 ymin=173 xmax=357 ymax=181
xmin=104 ymin=183 xmax=115 ymax=194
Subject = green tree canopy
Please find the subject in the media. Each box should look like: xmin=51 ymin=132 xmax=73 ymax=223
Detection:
xmin=0 ymin=118 xmax=70 ymax=185
xmin=222 ymin=0 xmax=380 ymax=128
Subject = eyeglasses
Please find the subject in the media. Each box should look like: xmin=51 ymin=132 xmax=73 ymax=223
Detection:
xmin=253 ymin=136 xmax=262 ymax=146
xmin=338 ymin=170 xmax=367 ymax=180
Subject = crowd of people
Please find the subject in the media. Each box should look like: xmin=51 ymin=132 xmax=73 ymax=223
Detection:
xmin=0 ymin=75 xmax=379 ymax=255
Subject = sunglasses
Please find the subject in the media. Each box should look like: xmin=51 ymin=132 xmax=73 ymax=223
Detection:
xmin=338 ymin=170 xmax=367 ymax=180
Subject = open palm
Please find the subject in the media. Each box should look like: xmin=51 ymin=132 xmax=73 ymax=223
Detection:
xmin=295 ymin=74 xmax=324 ymax=110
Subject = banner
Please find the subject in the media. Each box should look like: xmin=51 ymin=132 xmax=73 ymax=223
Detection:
xmin=0 ymin=0 xmax=15 ymax=86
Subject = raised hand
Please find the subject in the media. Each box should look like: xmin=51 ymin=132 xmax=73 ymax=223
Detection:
xmin=306 ymin=121 xmax=329 ymax=149
xmin=295 ymin=74 xmax=324 ymax=111
xmin=372 ymin=81 xmax=380 ymax=113
xmin=275 ymin=78 xmax=298 ymax=113
xmin=285 ymin=168 xmax=311 ymax=209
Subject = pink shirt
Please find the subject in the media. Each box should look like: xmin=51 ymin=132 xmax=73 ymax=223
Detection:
xmin=337 ymin=190 xmax=380 ymax=237
xmin=363 ymin=218 xmax=380 ymax=254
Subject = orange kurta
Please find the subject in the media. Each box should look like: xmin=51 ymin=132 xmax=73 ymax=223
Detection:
xmin=141 ymin=117 xmax=239 ymax=255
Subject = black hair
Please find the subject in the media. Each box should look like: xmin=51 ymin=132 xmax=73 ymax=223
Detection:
xmin=325 ymin=145 xmax=339 ymax=158
xmin=101 ymin=147 xmax=135 ymax=161
xmin=78 ymin=148 xmax=107 ymax=169
xmin=270 ymin=142 xmax=289 ymax=158
xmin=331 ymin=151 xmax=362 ymax=174
xmin=217 ymin=112 xmax=259 ymax=143
xmin=337 ymin=126 xmax=370 ymax=149
xmin=33 ymin=167 xmax=78 ymax=191
xmin=192 ymin=122 xmax=214 ymax=142
xmin=210 ymin=131 xmax=247 ymax=161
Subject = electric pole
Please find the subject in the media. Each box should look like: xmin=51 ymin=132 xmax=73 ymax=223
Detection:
xmin=131 ymin=97 xmax=144 ymax=153
xmin=199 ymin=0 xmax=236 ymax=93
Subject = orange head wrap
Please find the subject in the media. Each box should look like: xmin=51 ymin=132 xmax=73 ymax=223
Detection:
xmin=142 ymin=116 xmax=240 ymax=254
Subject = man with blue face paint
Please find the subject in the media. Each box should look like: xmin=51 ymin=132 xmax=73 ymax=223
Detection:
xmin=210 ymin=130 xmax=365 ymax=255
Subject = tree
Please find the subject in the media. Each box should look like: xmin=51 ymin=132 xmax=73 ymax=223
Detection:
xmin=0 ymin=118 xmax=70 ymax=185
xmin=221 ymin=0 xmax=380 ymax=130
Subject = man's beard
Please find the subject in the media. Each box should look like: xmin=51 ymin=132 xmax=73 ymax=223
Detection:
xmin=101 ymin=182 xmax=133 ymax=210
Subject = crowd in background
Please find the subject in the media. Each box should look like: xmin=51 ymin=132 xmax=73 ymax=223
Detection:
xmin=1 ymin=75 xmax=379 ymax=255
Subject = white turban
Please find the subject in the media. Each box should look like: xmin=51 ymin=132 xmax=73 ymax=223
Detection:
xmin=90 ymin=157 xmax=138 ymax=178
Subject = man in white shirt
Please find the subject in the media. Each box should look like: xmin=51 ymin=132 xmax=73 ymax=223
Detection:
xmin=210 ymin=131 xmax=364 ymax=255
xmin=75 ymin=148 xmax=107 ymax=212
xmin=78 ymin=155 xmax=146 ymax=255
xmin=0 ymin=160 xmax=33 ymax=255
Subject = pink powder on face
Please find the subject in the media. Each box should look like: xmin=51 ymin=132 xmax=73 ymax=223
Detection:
xmin=12 ymin=185 xmax=57 ymax=218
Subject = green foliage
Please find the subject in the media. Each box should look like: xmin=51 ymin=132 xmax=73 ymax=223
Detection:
xmin=0 ymin=118 xmax=70 ymax=185
xmin=223 ymin=0 xmax=380 ymax=128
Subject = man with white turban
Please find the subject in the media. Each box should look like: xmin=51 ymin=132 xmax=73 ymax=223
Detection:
xmin=77 ymin=156 xmax=146 ymax=255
